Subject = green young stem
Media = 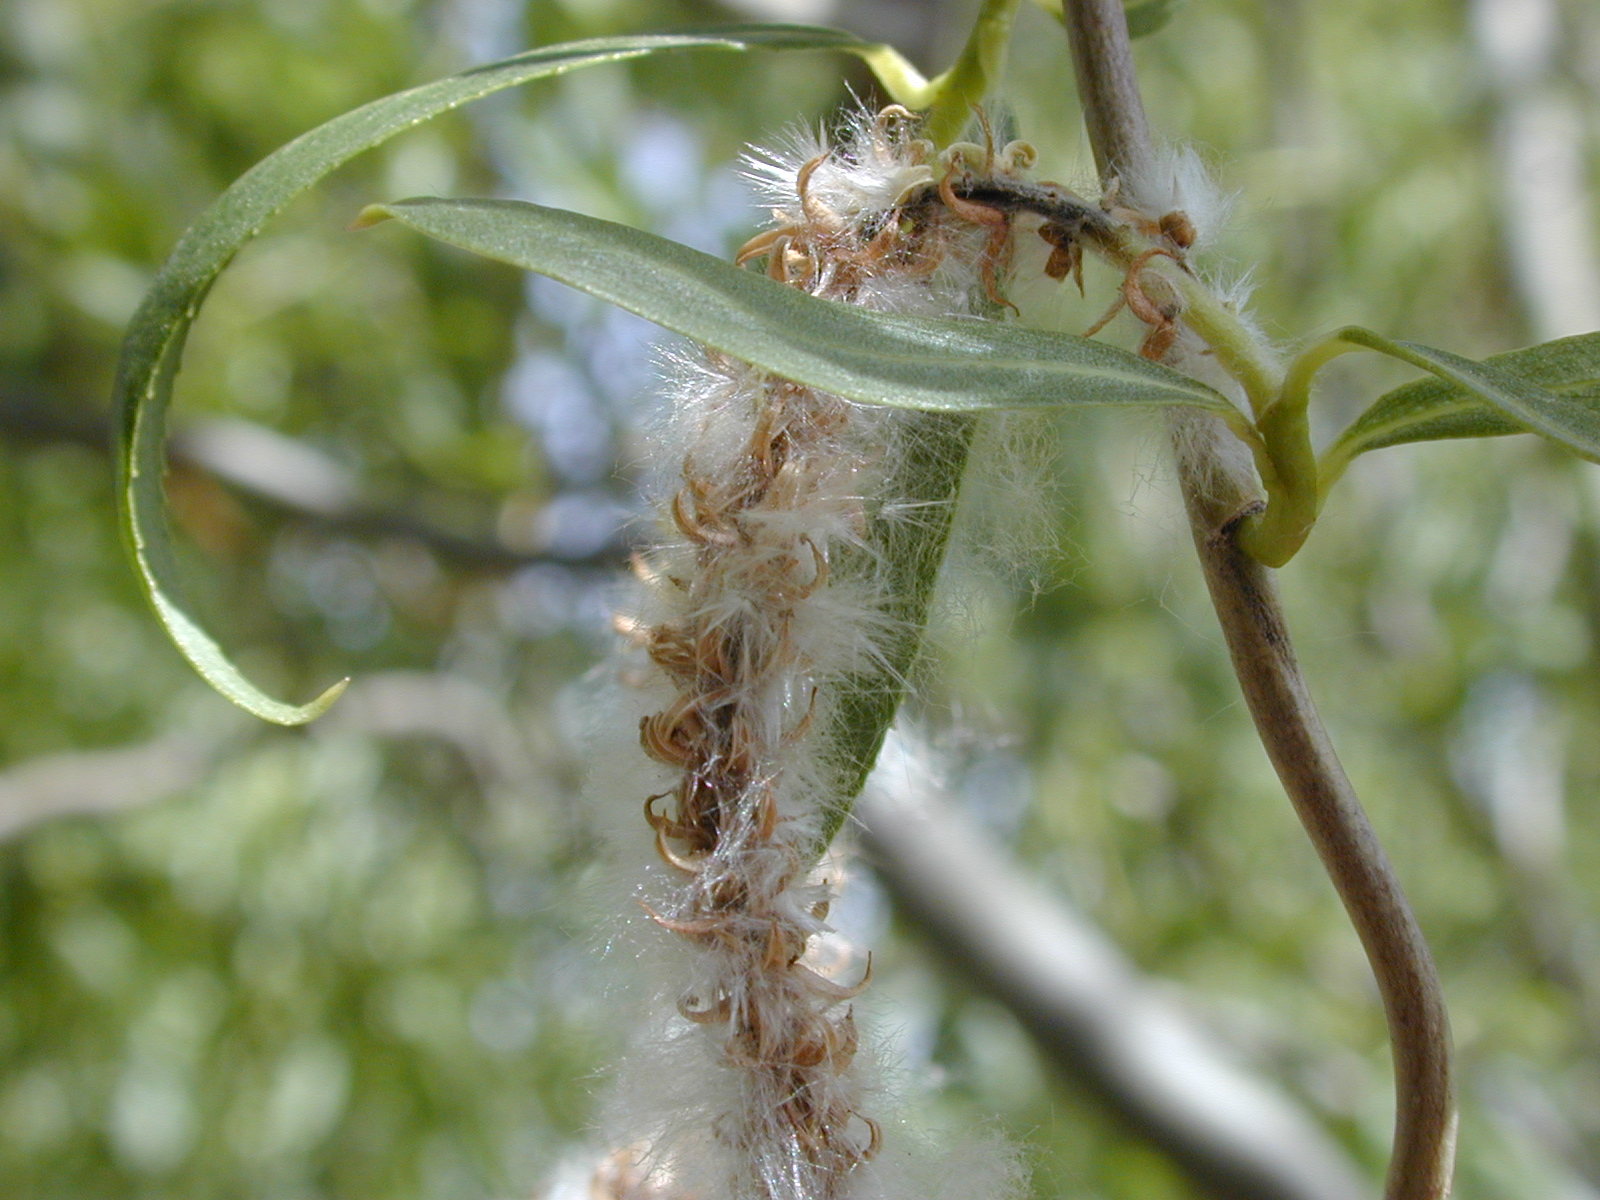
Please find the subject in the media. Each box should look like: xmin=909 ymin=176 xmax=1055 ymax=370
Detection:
xmin=1079 ymin=235 xmax=1313 ymax=564
xmin=1069 ymin=225 xmax=1291 ymax=495
xmin=1152 ymin=269 xmax=1316 ymax=566
xmin=1235 ymin=397 xmax=1317 ymax=567
xmin=923 ymin=0 xmax=1024 ymax=145
xmin=1077 ymin=218 xmax=1284 ymax=418
xmin=1234 ymin=335 xmax=1357 ymax=566
xmin=1167 ymin=271 xmax=1282 ymax=417
xmin=1113 ymin=255 xmax=1344 ymax=567
xmin=1280 ymin=335 xmax=1359 ymax=425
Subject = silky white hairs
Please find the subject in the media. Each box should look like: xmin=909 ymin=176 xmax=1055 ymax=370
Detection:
xmin=566 ymin=105 xmax=1033 ymax=1200
xmin=1124 ymin=142 xmax=1234 ymax=249
xmin=560 ymin=107 xmax=1253 ymax=1200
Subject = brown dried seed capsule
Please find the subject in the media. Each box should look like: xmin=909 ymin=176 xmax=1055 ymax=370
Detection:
xmin=856 ymin=1114 xmax=883 ymax=1161
xmin=796 ymin=154 xmax=843 ymax=234
xmin=759 ymin=919 xmax=808 ymax=971
xmin=671 ymin=484 xmax=740 ymax=548
xmin=794 ymin=953 xmax=873 ymax=1001
xmin=783 ymin=685 xmax=820 ymax=747
xmin=748 ymin=403 xmax=791 ymax=476
xmin=692 ymin=626 xmax=736 ymax=685
xmin=790 ymin=1026 xmax=832 ymax=1068
xmin=1159 ymin=209 xmax=1197 ymax=249
xmin=1139 ymin=321 xmax=1181 ymax=362
xmin=830 ymin=1007 xmax=860 ymax=1068
xmin=638 ymin=901 xmax=728 ymax=943
xmin=1039 ymin=222 xmax=1086 ymax=293
xmin=735 ymin=225 xmax=792 ymax=266
xmin=786 ymin=1008 xmax=858 ymax=1071
xmin=938 ymin=165 xmax=1007 ymax=230
xmin=767 ymin=537 xmax=829 ymax=606
xmin=1118 ymin=246 xmax=1184 ymax=361
xmin=646 ymin=623 xmax=697 ymax=679
xmin=753 ymin=785 xmax=779 ymax=841
xmin=638 ymin=695 xmax=707 ymax=767
xmin=845 ymin=218 xmax=903 ymax=272
xmin=779 ymin=242 xmax=813 ymax=285
xmin=642 ymin=790 xmax=676 ymax=830
xmin=675 ymin=775 xmax=715 ymax=826
xmin=653 ymin=822 xmax=705 ymax=875
xmin=677 ymin=989 xmax=731 ymax=1024
xmin=937 ymin=161 xmax=1018 ymax=313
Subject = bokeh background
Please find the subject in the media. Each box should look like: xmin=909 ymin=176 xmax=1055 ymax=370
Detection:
xmin=4 ymin=0 xmax=1600 ymax=1196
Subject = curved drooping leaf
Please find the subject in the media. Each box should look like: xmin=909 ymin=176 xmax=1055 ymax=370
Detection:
xmin=359 ymin=197 xmax=1237 ymax=418
xmin=112 ymin=26 xmax=896 ymax=725
xmin=1321 ymin=328 xmax=1600 ymax=481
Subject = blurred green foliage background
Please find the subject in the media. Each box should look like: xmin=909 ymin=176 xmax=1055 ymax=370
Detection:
xmin=4 ymin=0 xmax=1600 ymax=1196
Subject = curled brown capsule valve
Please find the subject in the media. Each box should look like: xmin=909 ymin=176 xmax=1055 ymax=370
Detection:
xmin=1159 ymin=209 xmax=1197 ymax=249
xmin=1038 ymin=222 xmax=1086 ymax=293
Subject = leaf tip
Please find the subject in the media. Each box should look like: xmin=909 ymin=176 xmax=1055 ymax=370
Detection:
xmin=350 ymin=205 xmax=395 ymax=232
xmin=243 ymin=676 xmax=351 ymax=726
xmin=291 ymin=676 xmax=352 ymax=725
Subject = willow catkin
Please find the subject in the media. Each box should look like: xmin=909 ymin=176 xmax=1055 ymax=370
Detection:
xmin=586 ymin=107 xmax=1036 ymax=1200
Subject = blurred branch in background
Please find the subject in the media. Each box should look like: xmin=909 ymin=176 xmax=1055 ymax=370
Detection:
xmin=0 ymin=673 xmax=1371 ymax=1200
xmin=1468 ymin=2 xmax=1600 ymax=1184
xmin=324 ymin=670 xmax=542 ymax=800
xmin=0 ymin=734 xmax=219 ymax=842
xmin=0 ymin=672 xmax=534 ymax=845
xmin=1450 ymin=673 xmax=1600 ymax=1190
xmin=857 ymin=736 xmax=1369 ymax=1200
xmin=0 ymin=395 xmax=627 ymax=571
xmin=1472 ymin=0 xmax=1600 ymax=341
xmin=1453 ymin=674 xmax=1600 ymax=1043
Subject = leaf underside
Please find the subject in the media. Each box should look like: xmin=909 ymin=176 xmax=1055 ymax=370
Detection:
xmin=111 ymin=26 xmax=894 ymax=725
xmin=362 ymin=196 xmax=1233 ymax=417
xmin=1327 ymin=328 xmax=1600 ymax=468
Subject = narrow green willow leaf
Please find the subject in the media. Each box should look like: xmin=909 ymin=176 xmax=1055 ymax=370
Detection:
xmin=112 ymin=27 xmax=884 ymax=725
xmin=921 ymin=0 xmax=1021 ymax=146
xmin=1323 ymin=329 xmax=1600 ymax=480
xmin=818 ymin=410 xmax=974 ymax=852
xmin=855 ymin=45 xmax=939 ymax=108
xmin=361 ymin=197 xmax=1237 ymax=419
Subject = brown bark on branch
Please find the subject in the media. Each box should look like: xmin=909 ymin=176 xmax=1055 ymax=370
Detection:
xmin=1058 ymin=3 xmax=1457 ymax=1196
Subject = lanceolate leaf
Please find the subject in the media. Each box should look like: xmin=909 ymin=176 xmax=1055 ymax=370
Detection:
xmin=111 ymin=27 xmax=897 ymax=725
xmin=359 ymin=197 xmax=1237 ymax=419
xmin=1322 ymin=328 xmax=1600 ymax=482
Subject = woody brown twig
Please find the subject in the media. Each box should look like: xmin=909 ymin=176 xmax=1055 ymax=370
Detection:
xmin=1058 ymin=3 xmax=1457 ymax=1197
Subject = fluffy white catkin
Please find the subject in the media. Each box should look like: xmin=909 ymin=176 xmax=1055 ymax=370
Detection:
xmin=573 ymin=107 xmax=1037 ymax=1200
